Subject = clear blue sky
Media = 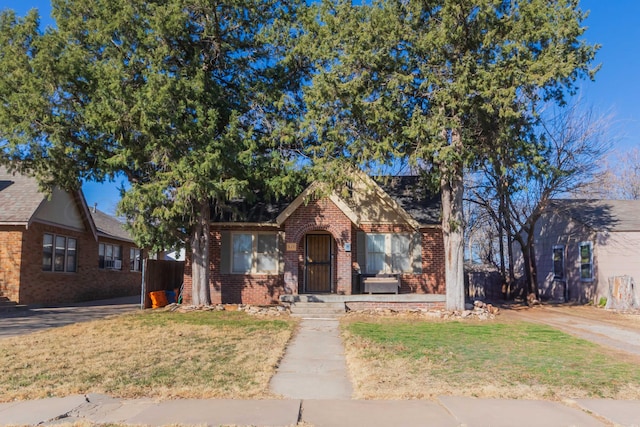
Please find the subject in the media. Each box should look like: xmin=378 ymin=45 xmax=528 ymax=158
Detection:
xmin=1 ymin=0 xmax=639 ymax=214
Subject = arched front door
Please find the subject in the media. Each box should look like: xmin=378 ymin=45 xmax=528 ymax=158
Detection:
xmin=304 ymin=234 xmax=332 ymax=293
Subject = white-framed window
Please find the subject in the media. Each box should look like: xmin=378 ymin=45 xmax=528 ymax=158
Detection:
xmin=130 ymin=248 xmax=142 ymax=272
xmin=42 ymin=233 xmax=77 ymax=273
xmin=99 ymin=242 xmax=122 ymax=270
xmin=552 ymin=245 xmax=565 ymax=280
xmin=365 ymin=233 xmax=413 ymax=274
xmin=579 ymin=242 xmax=593 ymax=281
xmin=231 ymin=233 xmax=278 ymax=274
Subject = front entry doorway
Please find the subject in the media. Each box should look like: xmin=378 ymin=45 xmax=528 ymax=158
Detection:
xmin=304 ymin=234 xmax=332 ymax=293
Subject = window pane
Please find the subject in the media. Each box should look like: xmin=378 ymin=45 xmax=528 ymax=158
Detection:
xmin=42 ymin=234 xmax=53 ymax=271
xmin=367 ymin=253 xmax=385 ymax=274
xmin=114 ymin=245 xmax=122 ymax=260
xmin=232 ymin=234 xmax=252 ymax=273
xmin=67 ymin=238 xmax=77 ymax=272
xmin=579 ymin=243 xmax=592 ymax=280
xmin=391 ymin=234 xmax=411 ymax=272
xmin=257 ymin=234 xmax=277 ymax=273
xmin=54 ymin=236 xmax=66 ymax=272
xmin=581 ymin=264 xmax=592 ymax=279
xmin=366 ymin=234 xmax=386 ymax=274
xmin=106 ymin=244 xmax=113 ymax=260
xmin=366 ymin=234 xmax=385 ymax=252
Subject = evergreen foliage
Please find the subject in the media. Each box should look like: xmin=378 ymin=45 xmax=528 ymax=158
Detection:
xmin=0 ymin=0 xmax=306 ymax=304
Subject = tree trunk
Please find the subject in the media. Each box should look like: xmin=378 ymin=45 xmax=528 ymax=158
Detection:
xmin=516 ymin=224 xmax=539 ymax=304
xmin=525 ymin=226 xmax=539 ymax=299
xmin=190 ymin=201 xmax=212 ymax=306
xmin=442 ymin=130 xmax=466 ymax=312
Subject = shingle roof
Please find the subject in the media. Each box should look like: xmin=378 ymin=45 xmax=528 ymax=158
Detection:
xmin=211 ymin=194 xmax=294 ymax=223
xmin=211 ymin=175 xmax=442 ymax=227
xmin=549 ymin=199 xmax=640 ymax=232
xmin=90 ymin=208 xmax=135 ymax=242
xmin=374 ymin=176 xmax=441 ymax=226
xmin=0 ymin=167 xmax=45 ymax=224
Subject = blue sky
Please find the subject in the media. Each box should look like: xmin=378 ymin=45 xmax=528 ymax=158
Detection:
xmin=1 ymin=0 xmax=639 ymax=214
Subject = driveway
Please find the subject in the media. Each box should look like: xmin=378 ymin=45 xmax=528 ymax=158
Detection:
xmin=0 ymin=296 xmax=141 ymax=339
xmin=503 ymin=304 xmax=640 ymax=357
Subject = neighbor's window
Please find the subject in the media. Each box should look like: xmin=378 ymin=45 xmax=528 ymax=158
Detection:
xmin=579 ymin=242 xmax=593 ymax=281
xmin=365 ymin=233 xmax=413 ymax=274
xmin=552 ymin=245 xmax=565 ymax=280
xmin=232 ymin=233 xmax=278 ymax=274
xmin=42 ymin=233 xmax=77 ymax=273
xmin=99 ymin=242 xmax=122 ymax=270
xmin=130 ymin=248 xmax=142 ymax=272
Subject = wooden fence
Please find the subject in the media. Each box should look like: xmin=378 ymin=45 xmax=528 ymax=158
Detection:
xmin=143 ymin=259 xmax=185 ymax=309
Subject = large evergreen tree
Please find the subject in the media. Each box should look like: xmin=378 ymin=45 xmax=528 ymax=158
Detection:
xmin=295 ymin=0 xmax=598 ymax=310
xmin=0 ymin=0 xmax=305 ymax=305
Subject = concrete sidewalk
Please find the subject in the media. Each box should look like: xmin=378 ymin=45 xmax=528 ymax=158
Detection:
xmin=1 ymin=393 xmax=640 ymax=426
xmin=270 ymin=318 xmax=353 ymax=399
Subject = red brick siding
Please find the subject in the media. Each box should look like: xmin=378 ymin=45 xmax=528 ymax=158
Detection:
xmin=3 ymin=222 xmax=141 ymax=305
xmin=0 ymin=226 xmax=24 ymax=302
xmin=183 ymin=228 xmax=285 ymax=305
xmin=284 ymin=198 xmax=353 ymax=295
xmin=358 ymin=224 xmax=446 ymax=295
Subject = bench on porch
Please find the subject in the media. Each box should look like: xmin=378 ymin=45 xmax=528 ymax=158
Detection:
xmin=361 ymin=274 xmax=400 ymax=294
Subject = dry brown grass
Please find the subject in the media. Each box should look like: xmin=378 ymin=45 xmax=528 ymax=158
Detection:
xmin=0 ymin=310 xmax=296 ymax=402
xmin=341 ymin=314 xmax=640 ymax=401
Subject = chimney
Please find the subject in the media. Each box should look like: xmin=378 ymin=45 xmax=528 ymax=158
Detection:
xmin=93 ymin=203 xmax=97 ymax=213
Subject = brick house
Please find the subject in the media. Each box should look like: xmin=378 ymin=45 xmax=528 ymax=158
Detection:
xmin=0 ymin=167 xmax=142 ymax=305
xmin=183 ymin=174 xmax=446 ymax=306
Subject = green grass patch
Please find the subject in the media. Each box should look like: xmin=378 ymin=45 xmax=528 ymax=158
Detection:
xmin=345 ymin=319 xmax=640 ymax=398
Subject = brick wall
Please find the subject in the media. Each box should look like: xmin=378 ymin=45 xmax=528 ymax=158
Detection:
xmin=183 ymin=228 xmax=285 ymax=306
xmin=5 ymin=222 xmax=141 ymax=305
xmin=358 ymin=224 xmax=446 ymax=295
xmin=0 ymin=226 xmax=24 ymax=302
xmin=284 ymin=198 xmax=354 ymax=295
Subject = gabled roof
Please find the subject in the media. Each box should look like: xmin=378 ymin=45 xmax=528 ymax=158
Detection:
xmin=549 ymin=199 xmax=640 ymax=232
xmin=90 ymin=208 xmax=135 ymax=243
xmin=212 ymin=174 xmax=441 ymax=229
xmin=0 ymin=166 xmax=133 ymax=243
xmin=0 ymin=167 xmax=46 ymax=224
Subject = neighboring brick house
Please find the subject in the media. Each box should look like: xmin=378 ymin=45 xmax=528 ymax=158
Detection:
xmin=0 ymin=167 xmax=142 ymax=305
xmin=528 ymin=199 xmax=640 ymax=304
xmin=183 ymin=174 xmax=446 ymax=305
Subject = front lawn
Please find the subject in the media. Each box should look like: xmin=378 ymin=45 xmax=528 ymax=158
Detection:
xmin=0 ymin=310 xmax=296 ymax=402
xmin=343 ymin=316 xmax=640 ymax=400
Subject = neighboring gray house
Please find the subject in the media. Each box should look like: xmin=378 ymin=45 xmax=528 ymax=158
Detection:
xmin=531 ymin=199 xmax=640 ymax=304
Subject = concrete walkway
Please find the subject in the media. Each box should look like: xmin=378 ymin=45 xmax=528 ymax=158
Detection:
xmin=270 ymin=318 xmax=353 ymax=399
xmin=2 ymin=393 xmax=640 ymax=426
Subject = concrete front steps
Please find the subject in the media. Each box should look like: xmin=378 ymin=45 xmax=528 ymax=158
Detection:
xmin=288 ymin=301 xmax=347 ymax=318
